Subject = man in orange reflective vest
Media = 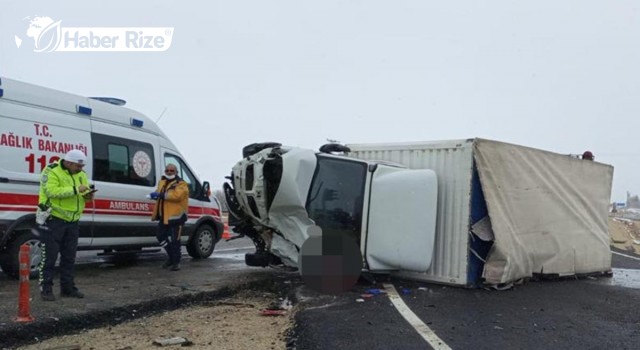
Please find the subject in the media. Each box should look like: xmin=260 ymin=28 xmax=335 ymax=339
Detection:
xmin=150 ymin=163 xmax=189 ymax=271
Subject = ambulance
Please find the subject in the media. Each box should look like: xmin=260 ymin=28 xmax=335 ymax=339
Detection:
xmin=0 ymin=77 xmax=224 ymax=278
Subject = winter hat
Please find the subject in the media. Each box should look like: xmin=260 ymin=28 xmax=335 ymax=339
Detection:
xmin=64 ymin=149 xmax=87 ymax=165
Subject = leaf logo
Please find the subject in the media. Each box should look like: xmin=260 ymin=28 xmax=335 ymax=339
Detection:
xmin=34 ymin=20 xmax=62 ymax=53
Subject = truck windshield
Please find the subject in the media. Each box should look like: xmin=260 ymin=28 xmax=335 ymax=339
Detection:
xmin=306 ymin=156 xmax=367 ymax=246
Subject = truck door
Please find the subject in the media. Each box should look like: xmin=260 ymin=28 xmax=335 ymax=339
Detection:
xmin=364 ymin=165 xmax=438 ymax=272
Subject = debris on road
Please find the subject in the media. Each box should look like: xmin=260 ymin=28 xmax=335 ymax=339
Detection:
xmin=278 ymin=297 xmax=293 ymax=310
xmin=364 ymin=288 xmax=386 ymax=295
xmin=260 ymin=309 xmax=287 ymax=316
xmin=152 ymin=336 xmax=189 ymax=346
xmin=205 ymin=301 xmax=256 ymax=308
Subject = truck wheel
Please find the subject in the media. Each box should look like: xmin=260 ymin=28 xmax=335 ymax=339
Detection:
xmin=0 ymin=230 xmax=43 ymax=279
xmin=242 ymin=142 xmax=282 ymax=158
xmin=223 ymin=182 xmax=247 ymax=224
xmin=186 ymin=224 xmax=215 ymax=259
xmin=245 ymin=252 xmax=282 ymax=266
xmin=245 ymin=252 xmax=272 ymax=267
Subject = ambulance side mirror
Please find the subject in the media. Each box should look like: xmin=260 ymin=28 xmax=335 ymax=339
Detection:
xmin=202 ymin=181 xmax=211 ymax=200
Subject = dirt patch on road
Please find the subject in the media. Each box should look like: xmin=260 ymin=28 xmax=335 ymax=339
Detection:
xmin=17 ymin=290 xmax=295 ymax=350
xmin=609 ymin=217 xmax=640 ymax=254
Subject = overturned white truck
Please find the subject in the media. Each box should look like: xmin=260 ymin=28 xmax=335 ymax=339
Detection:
xmin=224 ymin=138 xmax=613 ymax=287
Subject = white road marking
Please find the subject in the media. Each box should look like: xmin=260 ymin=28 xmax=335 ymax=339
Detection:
xmin=383 ymin=283 xmax=452 ymax=350
xmin=613 ymin=251 xmax=640 ymax=261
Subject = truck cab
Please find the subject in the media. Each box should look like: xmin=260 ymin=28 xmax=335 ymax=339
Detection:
xmin=224 ymin=143 xmax=438 ymax=275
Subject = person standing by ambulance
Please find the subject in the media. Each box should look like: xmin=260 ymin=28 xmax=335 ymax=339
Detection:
xmin=38 ymin=149 xmax=94 ymax=301
xmin=150 ymin=163 xmax=189 ymax=271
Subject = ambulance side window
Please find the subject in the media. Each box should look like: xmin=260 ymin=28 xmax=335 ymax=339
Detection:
xmin=92 ymin=133 xmax=156 ymax=186
xmin=164 ymin=154 xmax=203 ymax=200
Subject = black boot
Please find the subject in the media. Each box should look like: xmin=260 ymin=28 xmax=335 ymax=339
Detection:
xmin=61 ymin=287 xmax=85 ymax=298
xmin=41 ymin=287 xmax=55 ymax=301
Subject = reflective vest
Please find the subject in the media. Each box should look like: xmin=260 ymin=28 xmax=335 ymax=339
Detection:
xmin=38 ymin=160 xmax=89 ymax=222
xmin=151 ymin=177 xmax=189 ymax=226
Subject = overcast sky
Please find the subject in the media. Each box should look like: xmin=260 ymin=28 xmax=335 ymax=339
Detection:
xmin=1 ymin=1 xmax=639 ymax=201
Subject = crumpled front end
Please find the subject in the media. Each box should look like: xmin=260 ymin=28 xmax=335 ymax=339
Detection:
xmin=224 ymin=144 xmax=318 ymax=268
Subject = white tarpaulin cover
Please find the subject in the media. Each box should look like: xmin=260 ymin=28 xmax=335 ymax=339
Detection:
xmin=474 ymin=139 xmax=613 ymax=284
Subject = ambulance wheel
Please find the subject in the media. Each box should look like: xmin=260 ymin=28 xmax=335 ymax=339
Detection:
xmin=0 ymin=230 xmax=42 ymax=279
xmin=187 ymin=224 xmax=215 ymax=259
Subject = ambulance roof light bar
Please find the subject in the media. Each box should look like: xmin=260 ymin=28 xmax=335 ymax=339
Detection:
xmin=130 ymin=118 xmax=144 ymax=128
xmin=76 ymin=105 xmax=92 ymax=115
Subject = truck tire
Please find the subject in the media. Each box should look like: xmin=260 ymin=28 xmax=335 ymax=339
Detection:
xmin=244 ymin=251 xmax=282 ymax=267
xmin=223 ymin=182 xmax=246 ymax=225
xmin=0 ymin=229 xmax=43 ymax=279
xmin=186 ymin=224 xmax=215 ymax=259
xmin=242 ymin=142 xmax=282 ymax=158
xmin=245 ymin=252 xmax=273 ymax=267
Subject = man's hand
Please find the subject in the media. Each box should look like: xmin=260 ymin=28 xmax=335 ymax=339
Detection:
xmin=78 ymin=185 xmax=90 ymax=193
xmin=149 ymin=192 xmax=164 ymax=200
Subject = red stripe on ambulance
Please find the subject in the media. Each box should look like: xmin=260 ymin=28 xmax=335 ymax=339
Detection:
xmin=0 ymin=192 xmax=220 ymax=218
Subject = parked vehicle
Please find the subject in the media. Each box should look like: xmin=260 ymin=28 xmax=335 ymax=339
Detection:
xmin=225 ymin=139 xmax=614 ymax=287
xmin=0 ymin=77 xmax=224 ymax=278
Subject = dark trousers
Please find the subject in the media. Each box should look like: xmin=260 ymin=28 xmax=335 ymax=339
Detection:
xmin=156 ymin=224 xmax=182 ymax=265
xmin=38 ymin=218 xmax=79 ymax=292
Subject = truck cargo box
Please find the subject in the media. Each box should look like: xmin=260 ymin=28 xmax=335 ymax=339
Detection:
xmin=347 ymin=138 xmax=613 ymax=287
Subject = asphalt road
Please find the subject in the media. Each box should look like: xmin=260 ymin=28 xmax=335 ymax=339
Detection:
xmin=1 ymin=242 xmax=639 ymax=349
xmin=293 ymin=250 xmax=640 ymax=350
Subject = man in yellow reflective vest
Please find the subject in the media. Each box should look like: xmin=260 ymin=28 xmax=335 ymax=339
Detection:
xmin=37 ymin=149 xmax=94 ymax=301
